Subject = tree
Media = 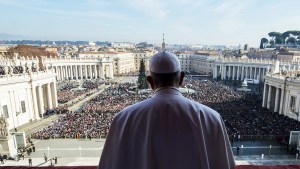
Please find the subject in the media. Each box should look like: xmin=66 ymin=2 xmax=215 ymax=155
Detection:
xmin=137 ymin=59 xmax=149 ymax=89
xmin=268 ymin=32 xmax=282 ymax=40
xmin=260 ymin=38 xmax=268 ymax=49
xmin=287 ymin=37 xmax=297 ymax=44
xmin=268 ymin=32 xmax=283 ymax=44
xmin=282 ymin=31 xmax=293 ymax=43
xmin=275 ymin=36 xmax=284 ymax=44
xmin=297 ymin=36 xmax=300 ymax=45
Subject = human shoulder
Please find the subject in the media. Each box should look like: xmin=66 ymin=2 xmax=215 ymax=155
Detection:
xmin=185 ymin=98 xmax=221 ymax=121
xmin=114 ymin=97 xmax=153 ymax=119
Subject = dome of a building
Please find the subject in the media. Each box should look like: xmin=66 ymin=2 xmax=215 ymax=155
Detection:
xmin=240 ymin=55 xmax=248 ymax=60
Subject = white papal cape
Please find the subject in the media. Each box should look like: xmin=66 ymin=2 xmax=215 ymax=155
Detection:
xmin=98 ymin=87 xmax=235 ymax=169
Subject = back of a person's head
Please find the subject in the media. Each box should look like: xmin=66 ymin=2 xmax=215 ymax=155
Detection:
xmin=149 ymin=51 xmax=181 ymax=86
xmin=149 ymin=51 xmax=181 ymax=74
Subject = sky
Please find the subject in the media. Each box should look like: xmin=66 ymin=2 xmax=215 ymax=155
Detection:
xmin=0 ymin=0 xmax=300 ymax=47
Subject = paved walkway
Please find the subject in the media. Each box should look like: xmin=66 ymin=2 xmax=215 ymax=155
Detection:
xmin=1 ymin=156 xmax=300 ymax=167
xmin=0 ymin=138 xmax=295 ymax=167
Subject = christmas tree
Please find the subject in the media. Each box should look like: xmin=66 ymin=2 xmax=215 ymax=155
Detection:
xmin=137 ymin=59 xmax=149 ymax=89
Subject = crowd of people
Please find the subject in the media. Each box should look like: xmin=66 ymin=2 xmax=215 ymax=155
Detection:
xmin=32 ymin=78 xmax=300 ymax=140
xmin=32 ymin=83 xmax=149 ymax=139
xmin=183 ymin=78 xmax=300 ymax=138
xmin=57 ymin=80 xmax=103 ymax=103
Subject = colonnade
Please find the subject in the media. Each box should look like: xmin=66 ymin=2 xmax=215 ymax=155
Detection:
xmin=31 ymin=82 xmax=58 ymax=118
xmin=262 ymin=83 xmax=285 ymax=114
xmin=52 ymin=64 xmax=113 ymax=81
xmin=263 ymin=75 xmax=300 ymax=120
xmin=214 ymin=64 xmax=267 ymax=81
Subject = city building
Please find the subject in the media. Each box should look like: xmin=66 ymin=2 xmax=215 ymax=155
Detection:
xmin=213 ymin=57 xmax=299 ymax=82
xmin=136 ymin=42 xmax=154 ymax=51
xmin=277 ymin=48 xmax=300 ymax=62
xmin=44 ymin=54 xmax=114 ymax=80
xmin=263 ymin=69 xmax=300 ymax=120
xmin=133 ymin=51 xmax=155 ymax=74
xmin=112 ymin=52 xmax=135 ymax=75
xmin=109 ymin=42 xmax=135 ymax=49
xmin=191 ymin=51 xmax=221 ymax=75
xmin=176 ymin=52 xmax=193 ymax=73
xmin=0 ymin=56 xmax=57 ymax=157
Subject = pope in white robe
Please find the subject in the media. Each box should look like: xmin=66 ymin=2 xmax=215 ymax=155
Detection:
xmin=98 ymin=51 xmax=235 ymax=169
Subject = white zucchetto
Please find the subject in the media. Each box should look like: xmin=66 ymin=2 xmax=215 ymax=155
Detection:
xmin=149 ymin=51 xmax=181 ymax=73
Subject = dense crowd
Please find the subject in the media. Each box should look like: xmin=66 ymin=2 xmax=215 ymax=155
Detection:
xmin=32 ymin=83 xmax=150 ymax=139
xmin=32 ymin=78 xmax=300 ymax=140
xmin=183 ymin=79 xmax=300 ymax=137
xmin=57 ymin=80 xmax=103 ymax=103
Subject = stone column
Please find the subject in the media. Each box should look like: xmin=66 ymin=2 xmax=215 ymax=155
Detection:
xmin=62 ymin=66 xmax=65 ymax=80
xmin=214 ymin=66 xmax=218 ymax=78
xmin=75 ymin=65 xmax=78 ymax=80
xmin=254 ymin=67 xmax=257 ymax=80
xmin=55 ymin=66 xmax=58 ymax=81
xmin=94 ymin=65 xmax=97 ymax=79
xmin=241 ymin=66 xmax=244 ymax=80
xmin=109 ymin=64 xmax=114 ymax=79
xmin=54 ymin=66 xmax=58 ymax=81
xmin=85 ymin=65 xmax=88 ymax=79
xmin=245 ymin=67 xmax=248 ymax=79
xmin=31 ymin=86 xmax=40 ymax=120
xmin=222 ymin=65 xmax=226 ymax=80
xmin=70 ymin=65 xmax=73 ymax=80
xmin=65 ymin=66 xmax=69 ymax=80
xmin=46 ymin=83 xmax=53 ymax=109
xmin=51 ymin=82 xmax=58 ymax=107
xmin=225 ymin=66 xmax=228 ymax=80
xmin=67 ymin=65 xmax=70 ymax=79
xmin=262 ymin=68 xmax=265 ymax=79
xmin=101 ymin=64 xmax=105 ymax=78
xmin=296 ymin=95 xmax=300 ymax=120
xmin=274 ymin=87 xmax=280 ymax=112
xmin=98 ymin=65 xmax=102 ymax=79
xmin=37 ymin=85 xmax=44 ymax=117
xmin=80 ymin=65 xmax=83 ymax=79
xmin=89 ymin=65 xmax=92 ymax=79
xmin=262 ymin=83 xmax=267 ymax=107
xmin=237 ymin=66 xmax=240 ymax=80
xmin=228 ymin=66 xmax=232 ymax=79
xmin=232 ymin=66 xmax=236 ymax=80
xmin=279 ymin=88 xmax=284 ymax=114
xmin=258 ymin=68 xmax=261 ymax=81
xmin=224 ymin=65 xmax=227 ymax=80
xmin=110 ymin=65 xmax=114 ymax=78
xmin=250 ymin=67 xmax=253 ymax=79
xmin=267 ymin=85 xmax=272 ymax=109
xmin=65 ymin=66 xmax=67 ymax=79
xmin=60 ymin=66 xmax=63 ymax=80
xmin=220 ymin=65 xmax=223 ymax=80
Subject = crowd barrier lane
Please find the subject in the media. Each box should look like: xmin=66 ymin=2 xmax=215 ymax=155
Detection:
xmin=235 ymin=135 xmax=286 ymax=140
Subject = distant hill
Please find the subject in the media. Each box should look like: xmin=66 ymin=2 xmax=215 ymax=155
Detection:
xmin=0 ymin=39 xmax=112 ymax=46
xmin=0 ymin=33 xmax=32 ymax=40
